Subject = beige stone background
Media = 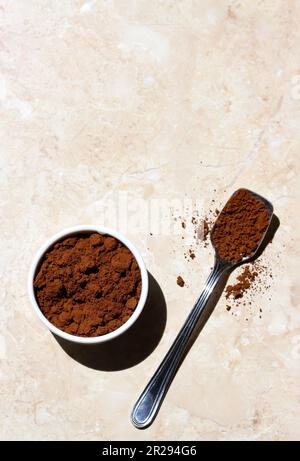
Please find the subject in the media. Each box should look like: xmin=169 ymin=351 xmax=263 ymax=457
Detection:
xmin=1 ymin=0 xmax=300 ymax=441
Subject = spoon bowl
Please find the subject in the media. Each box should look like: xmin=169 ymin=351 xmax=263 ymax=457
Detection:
xmin=211 ymin=188 xmax=273 ymax=267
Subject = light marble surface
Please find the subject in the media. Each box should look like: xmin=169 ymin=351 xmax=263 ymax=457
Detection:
xmin=1 ymin=0 xmax=300 ymax=441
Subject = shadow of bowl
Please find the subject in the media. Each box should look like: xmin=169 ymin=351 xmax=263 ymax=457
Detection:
xmin=53 ymin=272 xmax=167 ymax=371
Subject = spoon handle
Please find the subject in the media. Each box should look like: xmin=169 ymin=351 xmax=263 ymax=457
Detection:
xmin=131 ymin=260 xmax=229 ymax=429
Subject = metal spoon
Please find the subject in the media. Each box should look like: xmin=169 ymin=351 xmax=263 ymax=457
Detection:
xmin=131 ymin=189 xmax=273 ymax=429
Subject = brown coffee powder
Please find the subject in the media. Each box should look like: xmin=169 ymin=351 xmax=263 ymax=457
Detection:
xmin=211 ymin=189 xmax=270 ymax=262
xmin=34 ymin=233 xmax=142 ymax=337
xmin=225 ymin=265 xmax=258 ymax=299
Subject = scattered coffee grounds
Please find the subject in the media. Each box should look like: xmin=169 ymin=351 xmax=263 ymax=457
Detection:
xmin=188 ymin=249 xmax=195 ymax=260
xmin=226 ymin=265 xmax=258 ymax=299
xmin=201 ymin=217 xmax=213 ymax=248
xmin=181 ymin=213 xmax=213 ymax=261
xmin=177 ymin=275 xmax=185 ymax=287
xmin=33 ymin=233 xmax=142 ymax=337
xmin=225 ymin=260 xmax=273 ymax=316
xmin=211 ymin=189 xmax=271 ymax=262
xmin=203 ymin=219 xmax=210 ymax=241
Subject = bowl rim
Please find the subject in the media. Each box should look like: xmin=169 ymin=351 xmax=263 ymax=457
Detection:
xmin=28 ymin=225 xmax=149 ymax=344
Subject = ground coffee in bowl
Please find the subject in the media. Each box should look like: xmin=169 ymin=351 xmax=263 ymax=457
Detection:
xmin=33 ymin=232 xmax=143 ymax=338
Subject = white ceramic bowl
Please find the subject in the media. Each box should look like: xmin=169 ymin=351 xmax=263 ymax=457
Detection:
xmin=28 ymin=225 xmax=149 ymax=344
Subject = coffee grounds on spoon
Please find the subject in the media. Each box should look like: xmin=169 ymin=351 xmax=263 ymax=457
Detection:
xmin=211 ymin=189 xmax=270 ymax=262
xmin=175 ymin=189 xmax=273 ymax=313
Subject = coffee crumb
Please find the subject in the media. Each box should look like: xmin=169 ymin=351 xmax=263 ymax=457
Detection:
xmin=177 ymin=275 xmax=185 ymax=287
xmin=189 ymin=249 xmax=196 ymax=260
xmin=203 ymin=219 xmax=210 ymax=241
